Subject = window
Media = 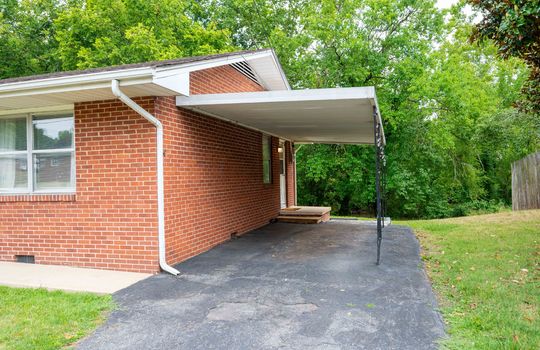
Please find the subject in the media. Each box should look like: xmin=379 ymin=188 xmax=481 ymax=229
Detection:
xmin=262 ymin=135 xmax=272 ymax=184
xmin=0 ymin=112 xmax=75 ymax=193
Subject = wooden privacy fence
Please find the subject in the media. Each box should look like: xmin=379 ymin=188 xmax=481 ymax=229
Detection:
xmin=512 ymin=151 xmax=540 ymax=210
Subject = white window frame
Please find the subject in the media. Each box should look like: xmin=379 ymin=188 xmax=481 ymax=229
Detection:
xmin=0 ymin=110 xmax=75 ymax=194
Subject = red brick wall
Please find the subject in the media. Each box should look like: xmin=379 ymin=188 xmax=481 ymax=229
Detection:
xmin=155 ymin=65 xmax=280 ymax=265
xmin=0 ymin=64 xmax=293 ymax=273
xmin=190 ymin=65 xmax=264 ymax=94
xmin=0 ymin=98 xmax=159 ymax=273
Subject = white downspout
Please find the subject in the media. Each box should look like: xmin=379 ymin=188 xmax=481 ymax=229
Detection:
xmin=111 ymin=80 xmax=180 ymax=275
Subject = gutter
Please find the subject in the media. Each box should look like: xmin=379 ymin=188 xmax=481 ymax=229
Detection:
xmin=111 ymin=79 xmax=180 ymax=275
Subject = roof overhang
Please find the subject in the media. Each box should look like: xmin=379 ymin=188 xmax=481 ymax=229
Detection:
xmin=176 ymin=87 xmax=385 ymax=145
xmin=0 ymin=49 xmax=289 ymax=112
xmin=0 ymin=67 xmax=190 ymax=111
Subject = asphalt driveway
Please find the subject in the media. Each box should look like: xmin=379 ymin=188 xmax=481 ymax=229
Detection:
xmin=78 ymin=220 xmax=445 ymax=350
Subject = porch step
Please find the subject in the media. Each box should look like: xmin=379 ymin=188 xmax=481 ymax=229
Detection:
xmin=277 ymin=215 xmax=323 ymax=224
xmin=277 ymin=206 xmax=332 ymax=224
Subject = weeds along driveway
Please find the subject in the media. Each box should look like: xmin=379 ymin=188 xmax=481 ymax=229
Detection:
xmin=77 ymin=220 xmax=445 ymax=350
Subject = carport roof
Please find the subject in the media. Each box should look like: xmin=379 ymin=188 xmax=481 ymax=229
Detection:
xmin=176 ymin=87 xmax=385 ymax=145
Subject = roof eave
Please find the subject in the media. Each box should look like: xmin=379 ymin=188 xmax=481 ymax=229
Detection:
xmin=0 ymin=48 xmax=290 ymax=103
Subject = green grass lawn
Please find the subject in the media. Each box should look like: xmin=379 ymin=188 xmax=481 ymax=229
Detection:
xmin=0 ymin=287 xmax=112 ymax=350
xmin=402 ymin=210 xmax=539 ymax=349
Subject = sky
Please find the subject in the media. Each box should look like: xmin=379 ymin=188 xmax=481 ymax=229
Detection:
xmin=436 ymin=0 xmax=459 ymax=9
xmin=436 ymin=0 xmax=478 ymax=21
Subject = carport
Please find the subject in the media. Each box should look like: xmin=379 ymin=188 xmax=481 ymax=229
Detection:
xmin=176 ymin=86 xmax=388 ymax=263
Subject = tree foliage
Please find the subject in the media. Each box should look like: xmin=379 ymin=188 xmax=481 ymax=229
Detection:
xmin=469 ymin=0 xmax=540 ymax=113
xmin=0 ymin=0 xmax=537 ymax=218
xmin=0 ymin=0 xmax=232 ymax=76
xmin=201 ymin=0 xmax=538 ymax=218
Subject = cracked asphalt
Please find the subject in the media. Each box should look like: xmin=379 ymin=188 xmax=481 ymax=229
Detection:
xmin=77 ymin=220 xmax=445 ymax=350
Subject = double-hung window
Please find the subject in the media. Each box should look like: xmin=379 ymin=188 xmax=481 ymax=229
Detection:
xmin=0 ymin=112 xmax=75 ymax=193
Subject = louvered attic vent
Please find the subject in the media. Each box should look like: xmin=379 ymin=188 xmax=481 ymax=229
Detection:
xmin=230 ymin=61 xmax=261 ymax=86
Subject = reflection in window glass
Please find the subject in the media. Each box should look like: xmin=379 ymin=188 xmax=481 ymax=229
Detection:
xmin=33 ymin=153 xmax=73 ymax=190
xmin=33 ymin=115 xmax=74 ymax=150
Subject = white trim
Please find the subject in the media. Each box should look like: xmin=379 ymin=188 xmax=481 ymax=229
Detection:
xmin=0 ymin=150 xmax=27 ymax=156
xmin=152 ymin=69 xmax=190 ymax=96
xmin=176 ymin=87 xmax=376 ymax=106
xmin=268 ymin=49 xmax=291 ymax=91
xmin=26 ymin=115 xmax=33 ymax=193
xmin=168 ymin=50 xmax=273 ymax=73
xmin=0 ymin=69 xmax=155 ymax=94
xmin=31 ymin=148 xmax=75 ymax=154
xmin=0 ymin=112 xmax=76 ymax=194
xmin=32 ymin=188 xmax=75 ymax=194
xmin=0 ymin=191 xmax=76 ymax=195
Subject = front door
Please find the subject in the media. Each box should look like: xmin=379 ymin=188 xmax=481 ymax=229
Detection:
xmin=279 ymin=142 xmax=286 ymax=208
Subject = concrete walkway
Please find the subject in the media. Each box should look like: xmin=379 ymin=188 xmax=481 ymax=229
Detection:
xmin=79 ymin=220 xmax=446 ymax=349
xmin=0 ymin=261 xmax=151 ymax=294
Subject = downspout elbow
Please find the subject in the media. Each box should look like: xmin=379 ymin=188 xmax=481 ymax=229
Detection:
xmin=111 ymin=80 xmax=179 ymax=275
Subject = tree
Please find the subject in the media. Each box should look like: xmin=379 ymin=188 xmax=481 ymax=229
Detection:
xmin=54 ymin=0 xmax=234 ymax=70
xmin=200 ymin=0 xmax=537 ymax=218
xmin=0 ymin=0 xmax=65 ymax=78
xmin=469 ymin=0 xmax=540 ymax=113
xmin=0 ymin=0 xmax=535 ymax=218
xmin=0 ymin=0 xmax=234 ymax=78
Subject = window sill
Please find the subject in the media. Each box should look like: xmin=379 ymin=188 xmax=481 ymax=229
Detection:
xmin=0 ymin=193 xmax=76 ymax=202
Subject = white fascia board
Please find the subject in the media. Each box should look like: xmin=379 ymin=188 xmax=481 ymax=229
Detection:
xmin=157 ymin=50 xmax=275 ymax=74
xmin=0 ymin=67 xmax=155 ymax=95
xmin=176 ymin=87 xmax=376 ymax=106
xmin=264 ymin=48 xmax=291 ymax=90
xmin=152 ymin=69 xmax=190 ymax=96
xmin=0 ymin=77 xmax=154 ymax=99
xmin=0 ymin=69 xmax=189 ymax=100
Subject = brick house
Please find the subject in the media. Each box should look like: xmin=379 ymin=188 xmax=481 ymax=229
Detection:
xmin=0 ymin=49 xmax=386 ymax=274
